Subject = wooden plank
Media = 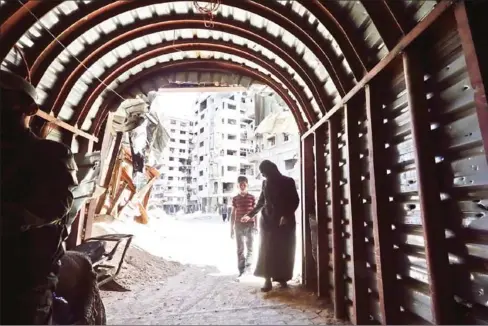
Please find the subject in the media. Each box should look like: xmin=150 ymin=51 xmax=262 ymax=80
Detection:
xmin=35 ymin=110 xmax=98 ymax=142
xmin=301 ymin=135 xmax=316 ymax=290
xmin=364 ymin=84 xmax=399 ymax=324
xmin=403 ymin=51 xmax=454 ymax=324
xmin=95 ymin=132 xmax=123 ymax=215
xmin=83 ymin=199 xmax=97 ymax=241
xmin=108 ymin=182 xmax=128 ymax=215
xmin=66 ymin=204 xmax=86 ymax=250
xmin=314 ymin=126 xmax=329 ymax=298
xmin=301 ymin=0 xmax=454 ymax=141
xmin=329 ymin=116 xmax=346 ymax=319
xmin=345 ymin=100 xmax=369 ymax=324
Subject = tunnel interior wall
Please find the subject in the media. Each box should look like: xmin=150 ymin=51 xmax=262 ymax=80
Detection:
xmin=301 ymin=7 xmax=488 ymax=325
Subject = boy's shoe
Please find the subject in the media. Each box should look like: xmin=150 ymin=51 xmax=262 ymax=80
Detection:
xmin=261 ymin=279 xmax=272 ymax=292
xmin=238 ymin=269 xmax=245 ymax=277
xmin=244 ymin=263 xmax=252 ymax=274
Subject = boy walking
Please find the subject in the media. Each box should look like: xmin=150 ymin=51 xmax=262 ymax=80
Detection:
xmin=230 ymin=176 xmax=256 ymax=276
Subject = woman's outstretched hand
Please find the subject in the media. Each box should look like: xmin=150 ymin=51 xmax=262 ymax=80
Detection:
xmin=240 ymin=215 xmax=251 ymax=223
xmin=279 ymin=216 xmax=286 ymax=226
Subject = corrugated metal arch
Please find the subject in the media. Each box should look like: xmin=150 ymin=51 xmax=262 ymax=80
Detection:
xmin=92 ymin=60 xmax=308 ymax=135
xmin=75 ymin=42 xmax=317 ymax=128
xmin=0 ymin=0 xmax=437 ymax=137
xmin=1 ymin=1 xmax=351 ymax=97
xmin=49 ymin=22 xmax=333 ymax=124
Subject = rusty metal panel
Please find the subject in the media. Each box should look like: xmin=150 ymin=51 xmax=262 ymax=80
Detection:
xmin=421 ymin=13 xmax=488 ymax=324
xmin=302 ymin=136 xmax=317 ymax=290
xmin=329 ymin=115 xmax=347 ymax=319
xmin=314 ymin=126 xmax=330 ymax=298
xmin=345 ymin=95 xmax=370 ymax=324
xmin=362 ymin=12 xmax=488 ymax=325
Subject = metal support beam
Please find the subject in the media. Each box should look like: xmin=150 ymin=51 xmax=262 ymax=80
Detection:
xmin=345 ymin=99 xmax=368 ymax=325
xmin=313 ymin=126 xmax=329 ymax=298
xmin=301 ymin=135 xmax=317 ymax=290
xmin=403 ymin=51 xmax=454 ymax=325
xmin=298 ymin=0 xmax=368 ymax=79
xmin=35 ymin=110 xmax=98 ymax=142
xmin=454 ymin=0 xmax=488 ymax=162
xmin=364 ymin=84 xmax=398 ymax=324
xmin=362 ymin=0 xmax=405 ymax=50
xmin=301 ymin=0 xmax=454 ymax=140
xmin=329 ymin=116 xmax=346 ymax=319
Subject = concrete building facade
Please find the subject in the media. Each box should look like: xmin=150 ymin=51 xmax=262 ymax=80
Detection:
xmin=150 ymin=115 xmax=193 ymax=214
xmin=189 ymin=92 xmax=257 ymax=213
xmin=149 ymin=90 xmax=301 ymax=216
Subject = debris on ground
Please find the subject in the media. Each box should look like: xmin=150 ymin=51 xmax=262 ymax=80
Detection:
xmin=102 ymin=245 xmax=184 ymax=292
xmin=91 ymin=223 xmax=184 ymax=296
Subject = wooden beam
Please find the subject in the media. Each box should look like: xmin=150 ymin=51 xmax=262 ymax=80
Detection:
xmin=83 ymin=199 xmax=98 ymax=241
xmin=301 ymin=0 xmax=454 ymax=141
xmin=66 ymin=204 xmax=87 ymax=250
xmin=364 ymin=84 xmax=399 ymax=324
xmin=313 ymin=126 xmax=329 ymax=299
xmin=95 ymin=132 xmax=123 ymax=215
xmin=35 ymin=110 xmax=98 ymax=143
xmin=345 ymin=100 xmax=369 ymax=324
xmin=329 ymin=116 xmax=346 ymax=319
xmin=403 ymin=51 xmax=454 ymax=324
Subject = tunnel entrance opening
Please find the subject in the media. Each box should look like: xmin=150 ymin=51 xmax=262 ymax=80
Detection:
xmin=90 ymin=87 xmax=310 ymax=323
xmin=1 ymin=0 xmax=487 ymax=324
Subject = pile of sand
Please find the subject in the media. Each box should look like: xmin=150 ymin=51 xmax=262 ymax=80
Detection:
xmin=103 ymin=245 xmax=184 ymax=291
xmin=90 ymin=222 xmax=184 ymax=296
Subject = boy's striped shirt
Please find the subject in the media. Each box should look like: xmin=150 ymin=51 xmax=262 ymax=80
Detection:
xmin=232 ymin=193 xmax=256 ymax=224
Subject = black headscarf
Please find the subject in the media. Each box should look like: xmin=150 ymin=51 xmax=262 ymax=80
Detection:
xmin=259 ymin=160 xmax=281 ymax=180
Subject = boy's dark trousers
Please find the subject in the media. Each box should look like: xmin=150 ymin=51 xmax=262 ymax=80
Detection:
xmin=222 ymin=214 xmax=227 ymax=222
xmin=235 ymin=223 xmax=255 ymax=274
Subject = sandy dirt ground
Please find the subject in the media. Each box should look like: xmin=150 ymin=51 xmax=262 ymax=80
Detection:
xmin=93 ymin=213 xmax=341 ymax=325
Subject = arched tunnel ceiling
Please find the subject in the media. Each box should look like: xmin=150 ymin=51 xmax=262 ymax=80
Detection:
xmin=0 ymin=0 xmax=438 ymax=136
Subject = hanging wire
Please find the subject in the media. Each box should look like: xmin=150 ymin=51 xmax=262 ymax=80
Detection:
xmin=16 ymin=0 xmax=126 ymax=102
xmin=193 ymin=0 xmax=221 ymax=28
xmin=13 ymin=44 xmax=32 ymax=82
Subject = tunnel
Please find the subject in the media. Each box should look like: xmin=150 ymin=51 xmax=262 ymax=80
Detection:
xmin=1 ymin=0 xmax=487 ymax=324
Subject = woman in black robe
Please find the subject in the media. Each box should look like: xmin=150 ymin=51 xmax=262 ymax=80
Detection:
xmin=245 ymin=160 xmax=300 ymax=292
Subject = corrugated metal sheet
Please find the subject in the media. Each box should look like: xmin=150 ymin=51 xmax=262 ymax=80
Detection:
xmin=0 ymin=0 xmax=437 ymax=136
xmin=310 ymin=12 xmax=488 ymax=325
xmin=2 ymin=1 xmax=486 ymax=325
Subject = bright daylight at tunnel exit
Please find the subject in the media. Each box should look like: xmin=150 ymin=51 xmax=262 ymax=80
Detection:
xmin=1 ymin=0 xmax=487 ymax=325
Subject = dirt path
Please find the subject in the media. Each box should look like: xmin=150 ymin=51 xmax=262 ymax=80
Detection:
xmin=104 ymin=265 xmax=337 ymax=325
xmin=94 ymin=215 xmax=339 ymax=325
